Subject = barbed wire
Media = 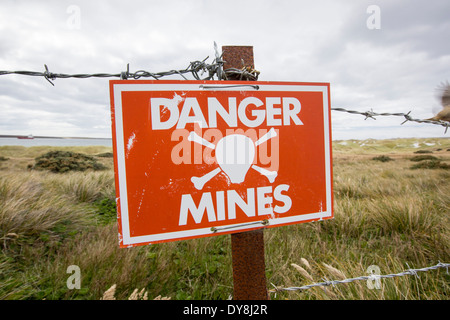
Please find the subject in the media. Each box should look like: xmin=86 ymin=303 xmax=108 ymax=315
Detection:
xmin=331 ymin=107 xmax=449 ymax=133
xmin=0 ymin=42 xmax=258 ymax=85
xmin=269 ymin=262 xmax=450 ymax=295
xmin=0 ymin=62 xmax=258 ymax=84
xmin=0 ymin=52 xmax=447 ymax=132
xmin=0 ymin=57 xmax=224 ymax=85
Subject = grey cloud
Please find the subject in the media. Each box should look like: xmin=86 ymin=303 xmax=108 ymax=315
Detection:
xmin=0 ymin=0 xmax=449 ymax=139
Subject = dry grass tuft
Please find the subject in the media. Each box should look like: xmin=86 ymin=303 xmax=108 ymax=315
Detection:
xmin=322 ymin=263 xmax=346 ymax=280
xmin=101 ymin=284 xmax=170 ymax=300
xmin=300 ymin=258 xmax=312 ymax=270
xmin=127 ymin=288 xmax=148 ymax=300
xmin=101 ymin=284 xmax=117 ymax=300
xmin=291 ymin=263 xmax=314 ymax=282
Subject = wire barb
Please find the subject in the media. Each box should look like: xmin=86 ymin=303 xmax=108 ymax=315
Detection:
xmin=43 ymin=64 xmax=55 ymax=86
xmin=213 ymin=41 xmax=225 ymax=80
xmin=405 ymin=263 xmax=420 ymax=279
xmin=120 ymin=64 xmax=130 ymax=80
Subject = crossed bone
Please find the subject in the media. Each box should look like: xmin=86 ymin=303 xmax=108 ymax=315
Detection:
xmin=188 ymin=128 xmax=278 ymax=190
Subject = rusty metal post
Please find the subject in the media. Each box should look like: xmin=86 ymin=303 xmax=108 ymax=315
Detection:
xmin=222 ymin=45 xmax=269 ymax=300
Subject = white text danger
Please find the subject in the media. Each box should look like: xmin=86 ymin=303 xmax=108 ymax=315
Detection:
xmin=151 ymin=96 xmax=303 ymax=130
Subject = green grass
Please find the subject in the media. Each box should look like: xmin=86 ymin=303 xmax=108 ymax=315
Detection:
xmin=0 ymin=138 xmax=449 ymax=300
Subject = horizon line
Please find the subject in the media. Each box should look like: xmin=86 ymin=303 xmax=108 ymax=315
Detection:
xmin=0 ymin=134 xmax=112 ymax=140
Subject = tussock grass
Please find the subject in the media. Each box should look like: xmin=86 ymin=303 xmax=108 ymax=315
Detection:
xmin=0 ymin=172 xmax=89 ymax=248
xmin=372 ymin=155 xmax=393 ymax=162
xmin=52 ymin=171 xmax=116 ymax=203
xmin=410 ymin=155 xmax=438 ymax=162
xmin=32 ymin=150 xmax=107 ymax=173
xmin=0 ymin=140 xmax=449 ymax=300
xmin=411 ymin=160 xmax=450 ymax=170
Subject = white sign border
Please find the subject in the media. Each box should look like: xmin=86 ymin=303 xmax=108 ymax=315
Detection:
xmin=111 ymin=81 xmax=332 ymax=246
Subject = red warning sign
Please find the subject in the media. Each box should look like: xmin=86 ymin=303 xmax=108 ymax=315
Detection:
xmin=109 ymin=80 xmax=333 ymax=247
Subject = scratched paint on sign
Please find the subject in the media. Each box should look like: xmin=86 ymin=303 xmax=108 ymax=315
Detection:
xmin=110 ymin=80 xmax=333 ymax=247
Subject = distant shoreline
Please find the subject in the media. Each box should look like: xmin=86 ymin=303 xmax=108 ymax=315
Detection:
xmin=0 ymin=135 xmax=111 ymax=140
xmin=0 ymin=136 xmax=112 ymax=147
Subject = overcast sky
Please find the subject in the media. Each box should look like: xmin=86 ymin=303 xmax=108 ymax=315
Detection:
xmin=0 ymin=0 xmax=449 ymax=140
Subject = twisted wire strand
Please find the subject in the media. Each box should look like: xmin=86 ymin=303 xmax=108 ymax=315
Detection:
xmin=269 ymin=262 xmax=450 ymax=293
xmin=0 ymin=57 xmax=447 ymax=132
xmin=331 ymin=107 xmax=449 ymax=133
xmin=0 ymin=56 xmax=226 ymax=85
xmin=0 ymin=52 xmax=258 ymax=84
